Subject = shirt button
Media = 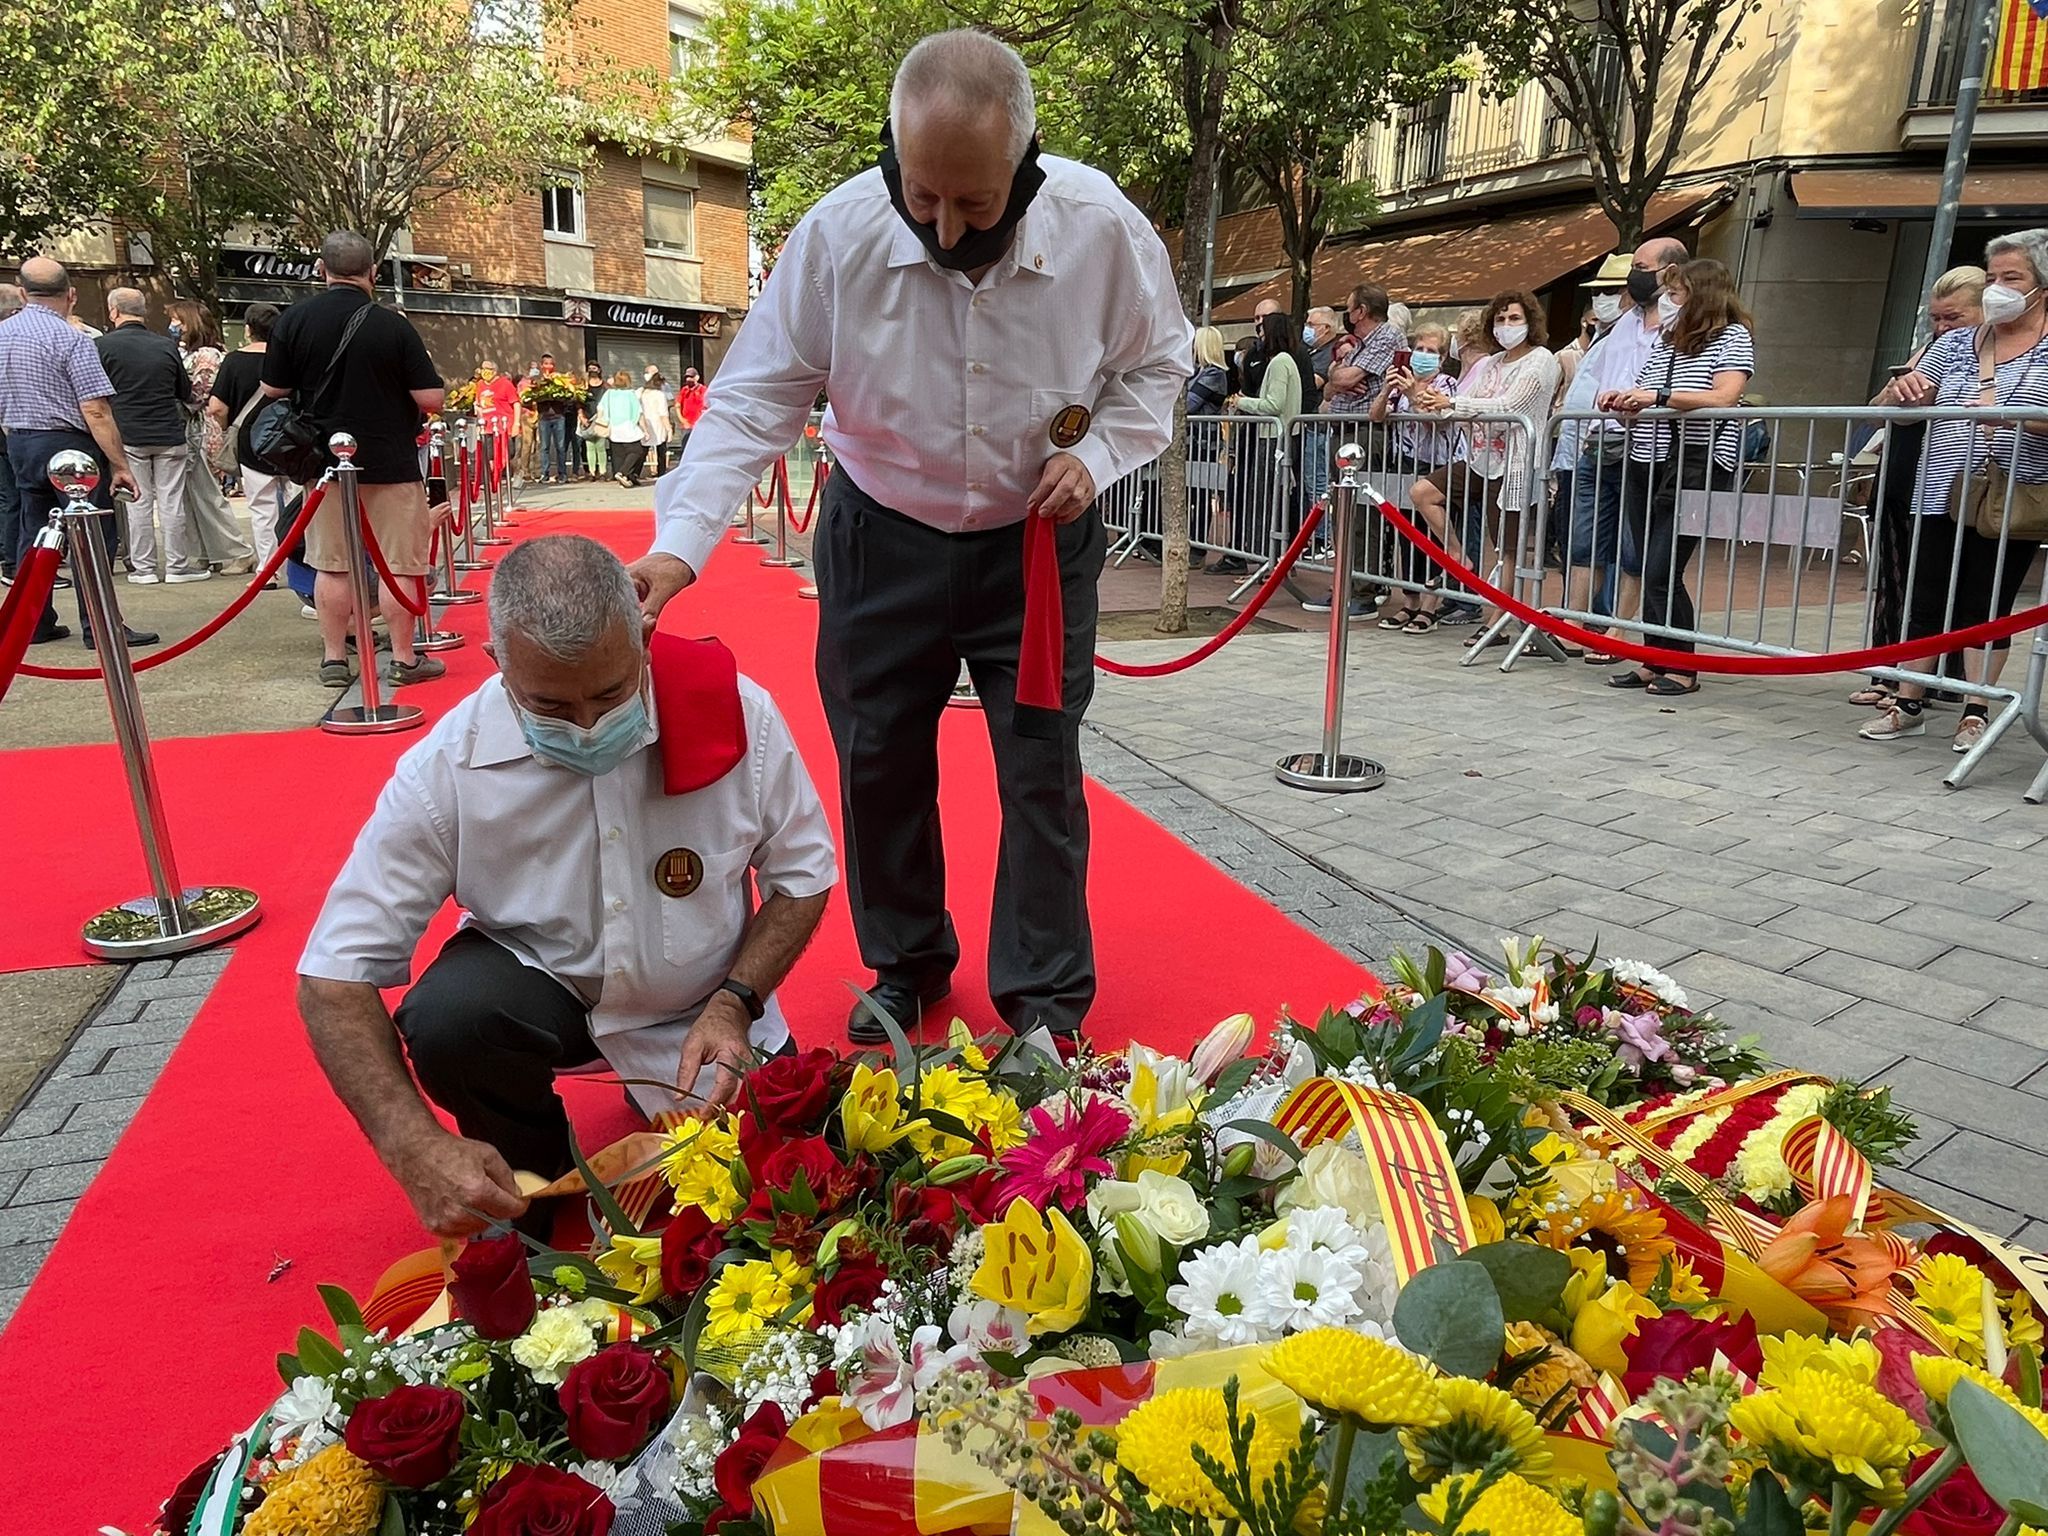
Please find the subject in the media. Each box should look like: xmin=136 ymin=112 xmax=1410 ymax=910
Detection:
xmin=606 ymin=827 xmax=621 ymax=842
xmin=970 ymin=424 xmax=985 ymax=436
xmin=612 ymin=897 xmax=627 ymax=913
xmin=969 ymin=481 xmax=984 ymax=491
xmin=971 ymin=363 xmax=987 ymax=375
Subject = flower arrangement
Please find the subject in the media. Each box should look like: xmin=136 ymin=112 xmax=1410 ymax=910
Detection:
xmin=523 ymin=372 xmax=589 ymax=406
xmin=439 ymin=379 xmax=479 ymax=417
xmin=145 ymin=939 xmax=2048 ymax=1536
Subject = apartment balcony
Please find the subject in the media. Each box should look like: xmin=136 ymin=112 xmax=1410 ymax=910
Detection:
xmin=1344 ymin=76 xmax=1613 ymax=215
xmin=1903 ymin=0 xmax=2048 ymax=147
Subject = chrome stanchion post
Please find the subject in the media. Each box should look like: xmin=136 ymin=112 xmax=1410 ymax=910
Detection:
xmin=732 ymin=461 xmax=772 ymax=545
xmin=1275 ymin=443 xmax=1386 ymax=794
xmin=426 ymin=423 xmax=478 ymax=611
xmin=453 ymin=419 xmax=486 ymax=571
xmin=477 ymin=429 xmax=509 ymax=547
xmin=796 ymin=448 xmax=828 ymax=598
xmin=322 ymin=434 xmax=424 ymax=735
xmin=47 ymin=452 xmax=263 ymax=958
xmin=762 ymin=463 xmax=802 ymax=569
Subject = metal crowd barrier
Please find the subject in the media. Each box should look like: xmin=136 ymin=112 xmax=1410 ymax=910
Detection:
xmin=1527 ymin=405 xmax=2048 ymax=793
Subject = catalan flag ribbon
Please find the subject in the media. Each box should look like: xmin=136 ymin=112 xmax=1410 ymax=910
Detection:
xmin=1994 ymin=0 xmax=2048 ymax=95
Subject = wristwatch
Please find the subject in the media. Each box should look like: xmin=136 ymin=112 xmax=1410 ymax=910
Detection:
xmin=715 ymin=978 xmax=765 ymax=1022
xmin=1655 ymin=389 xmax=1672 ymax=408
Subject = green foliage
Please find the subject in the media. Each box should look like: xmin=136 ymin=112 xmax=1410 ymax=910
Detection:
xmin=1948 ymin=1380 xmax=2048 ymax=1524
xmin=1818 ymin=1083 xmax=1918 ymax=1172
xmin=1457 ymin=1240 xmax=1573 ymax=1324
xmin=1392 ymin=1259 xmax=1506 ymax=1379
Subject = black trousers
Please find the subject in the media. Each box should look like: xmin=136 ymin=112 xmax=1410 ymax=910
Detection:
xmin=6 ymin=427 xmax=118 ymax=640
xmin=1619 ymin=453 xmax=1736 ymax=670
xmin=812 ymin=471 xmax=1102 ymax=1035
xmin=395 ymin=929 xmax=602 ymax=1179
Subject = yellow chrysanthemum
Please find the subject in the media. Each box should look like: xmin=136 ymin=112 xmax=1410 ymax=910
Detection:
xmin=908 ymin=1066 xmax=994 ymax=1159
xmin=1758 ymin=1333 xmax=1880 ymax=1389
xmin=1729 ymin=1367 xmax=1923 ymax=1502
xmin=2007 ymin=1290 xmax=2044 ymax=1352
xmin=947 ymin=1017 xmax=993 ymax=1073
xmin=1910 ymin=1353 xmax=2048 ymax=1441
xmin=1402 ymin=1378 xmax=1555 ymax=1484
xmin=1532 ymin=1188 xmax=1674 ymax=1293
xmin=1113 ymin=1386 xmax=1296 ymax=1518
xmin=596 ymin=1232 xmax=665 ymax=1306
xmin=1666 ymin=1259 xmax=1711 ymax=1309
xmin=704 ymin=1259 xmax=793 ymax=1341
xmin=658 ymin=1117 xmax=743 ymax=1222
xmin=1265 ymin=1329 xmax=1447 ymax=1429
xmin=966 ymin=1089 xmax=1027 ymax=1153
xmin=1418 ymin=1471 xmax=1578 ymax=1536
xmin=243 ymin=1444 xmax=385 ymax=1536
xmin=1911 ymin=1253 xmax=1991 ymax=1362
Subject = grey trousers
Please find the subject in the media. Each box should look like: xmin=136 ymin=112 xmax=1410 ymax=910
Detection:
xmin=812 ymin=471 xmax=1103 ymax=1035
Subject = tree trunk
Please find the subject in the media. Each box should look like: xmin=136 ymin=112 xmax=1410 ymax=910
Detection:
xmin=1159 ymin=16 xmax=1231 ymax=636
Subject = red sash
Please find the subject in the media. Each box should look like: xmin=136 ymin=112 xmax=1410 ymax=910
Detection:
xmin=648 ymin=631 xmax=748 ymax=793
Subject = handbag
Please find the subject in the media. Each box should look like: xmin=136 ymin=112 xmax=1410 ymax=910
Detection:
xmin=245 ymin=306 xmax=371 ymax=482
xmin=1959 ymin=325 xmax=2048 ymax=541
xmin=211 ymin=375 xmax=266 ymax=477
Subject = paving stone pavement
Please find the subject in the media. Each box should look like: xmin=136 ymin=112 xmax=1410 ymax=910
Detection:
xmin=1090 ymin=624 xmax=2048 ymax=1241
xmin=0 ymin=952 xmax=229 ymax=1333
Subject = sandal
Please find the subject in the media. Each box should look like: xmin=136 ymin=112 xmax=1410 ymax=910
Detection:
xmin=1644 ymin=674 xmax=1700 ymax=696
xmin=1847 ymin=684 xmax=1895 ymax=706
xmin=1377 ymin=605 xmax=1417 ymax=630
xmin=1402 ymin=612 xmax=1441 ymax=635
xmin=1584 ymin=650 xmax=1621 ymax=666
xmin=1607 ymin=670 xmax=1652 ymax=690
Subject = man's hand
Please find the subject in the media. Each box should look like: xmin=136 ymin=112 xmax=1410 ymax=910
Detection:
xmin=110 ymin=467 xmax=139 ymax=502
xmin=626 ymin=552 xmax=695 ymax=631
xmin=386 ymin=1127 xmax=528 ymax=1239
xmin=675 ymin=993 xmax=754 ymax=1113
xmin=1028 ymin=452 xmax=1096 ymax=524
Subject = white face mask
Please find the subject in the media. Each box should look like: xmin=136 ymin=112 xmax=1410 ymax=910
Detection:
xmin=1982 ymin=282 xmax=2037 ymax=326
xmin=1591 ymin=293 xmax=1623 ymax=326
xmin=1493 ymin=322 xmax=1528 ymax=351
xmin=1657 ymin=293 xmax=1683 ymax=324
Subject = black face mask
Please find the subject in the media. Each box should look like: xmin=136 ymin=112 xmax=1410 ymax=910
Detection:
xmin=878 ymin=124 xmax=1046 ymax=273
xmin=1626 ymin=268 xmax=1662 ymax=306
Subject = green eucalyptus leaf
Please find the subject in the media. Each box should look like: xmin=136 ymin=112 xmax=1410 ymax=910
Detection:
xmin=1949 ymin=1379 xmax=2048 ymax=1523
xmin=1390 ymin=1260 xmax=1504 ymax=1378
xmin=1456 ymin=1241 xmax=1573 ymax=1323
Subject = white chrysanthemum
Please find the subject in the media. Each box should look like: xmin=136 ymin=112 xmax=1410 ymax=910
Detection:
xmin=267 ymin=1375 xmax=342 ymax=1459
xmin=1167 ymin=1237 xmax=1272 ymax=1347
xmin=1606 ymin=958 xmax=1690 ymax=1010
xmin=1251 ymin=1244 xmax=1365 ymax=1333
xmin=510 ymin=1303 xmax=603 ymax=1386
xmin=1282 ymin=1205 xmax=1375 ymax=1268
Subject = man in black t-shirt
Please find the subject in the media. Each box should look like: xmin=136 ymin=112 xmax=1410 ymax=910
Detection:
xmin=261 ymin=231 xmax=447 ymax=688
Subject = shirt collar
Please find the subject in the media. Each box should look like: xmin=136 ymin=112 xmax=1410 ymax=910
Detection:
xmin=465 ymin=677 xmax=663 ymax=770
xmin=883 ymin=202 xmax=1056 ymax=279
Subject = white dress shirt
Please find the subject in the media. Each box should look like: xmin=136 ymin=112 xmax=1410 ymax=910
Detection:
xmin=652 ymin=155 xmax=1194 ymax=574
xmin=299 ymin=674 xmax=838 ymax=1115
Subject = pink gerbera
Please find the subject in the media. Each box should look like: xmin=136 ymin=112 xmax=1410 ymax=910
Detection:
xmin=994 ymin=1096 xmax=1132 ymax=1209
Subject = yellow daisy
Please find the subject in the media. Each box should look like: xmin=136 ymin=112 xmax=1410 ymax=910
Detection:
xmin=704 ymin=1259 xmax=794 ymax=1341
xmin=1911 ymin=1253 xmax=1990 ymax=1362
xmin=1265 ymin=1329 xmax=1447 ymax=1430
xmin=1757 ymin=1333 xmax=1880 ymax=1389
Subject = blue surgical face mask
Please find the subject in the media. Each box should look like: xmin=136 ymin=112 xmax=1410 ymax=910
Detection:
xmin=1303 ymin=325 xmax=1318 ymax=346
xmin=515 ymin=684 xmax=652 ymax=777
xmin=167 ymin=321 xmax=184 ymax=341
xmin=1409 ymin=350 xmax=1441 ymax=378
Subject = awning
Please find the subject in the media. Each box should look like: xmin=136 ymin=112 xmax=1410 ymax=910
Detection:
xmin=1214 ymin=186 xmax=1731 ymax=321
xmin=1790 ymin=166 xmax=2048 ymax=220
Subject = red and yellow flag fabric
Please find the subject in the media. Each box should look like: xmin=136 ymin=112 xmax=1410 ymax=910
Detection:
xmin=1994 ymin=0 xmax=2048 ymax=94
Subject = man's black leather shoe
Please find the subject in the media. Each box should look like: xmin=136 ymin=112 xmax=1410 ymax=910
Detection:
xmin=848 ymin=976 xmax=950 ymax=1045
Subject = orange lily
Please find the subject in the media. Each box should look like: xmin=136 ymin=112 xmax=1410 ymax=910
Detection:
xmin=1757 ymin=1196 xmax=1903 ymax=1329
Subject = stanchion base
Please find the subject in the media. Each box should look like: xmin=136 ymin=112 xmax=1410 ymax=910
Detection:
xmin=797 ymin=583 xmax=819 ymax=601
xmin=732 ymin=533 xmax=769 ymax=546
xmin=477 ymin=535 xmax=511 ymax=547
xmin=433 ymin=588 xmax=482 ymax=606
xmin=82 ymin=885 xmax=262 ymax=961
xmin=761 ymin=556 xmax=804 ymax=568
xmin=453 ymin=558 xmax=489 ymax=572
xmin=415 ymin=629 xmax=465 ymax=652
xmin=946 ymin=683 xmax=981 ymax=710
xmin=323 ymin=702 xmax=426 ymax=735
xmin=1274 ymin=751 xmax=1386 ymax=794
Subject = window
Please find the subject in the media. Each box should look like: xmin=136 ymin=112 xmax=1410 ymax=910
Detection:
xmin=542 ymin=178 xmax=584 ymax=240
xmin=472 ymin=0 xmax=540 ymax=45
xmin=668 ymin=3 xmax=706 ymax=75
xmin=644 ymin=184 xmax=696 ymax=256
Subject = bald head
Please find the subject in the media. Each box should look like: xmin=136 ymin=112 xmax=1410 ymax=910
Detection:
xmin=1254 ymin=298 xmax=1282 ymax=320
xmin=18 ymin=257 xmax=69 ymax=298
xmin=1634 ymin=236 xmax=1688 ymax=271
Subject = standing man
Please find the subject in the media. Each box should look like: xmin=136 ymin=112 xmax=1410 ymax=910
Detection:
xmin=474 ymin=358 xmax=521 ymax=492
xmin=261 ymin=231 xmax=447 ymax=688
xmin=675 ymin=365 xmax=707 ymax=454
xmin=0 ymin=282 xmax=22 ymax=585
xmin=532 ymin=353 xmax=572 ymax=484
xmin=0 ymin=258 xmax=154 ymax=649
xmin=1322 ymin=282 xmax=1403 ymax=414
xmin=97 ymin=289 xmax=203 ymax=584
xmin=631 ymin=30 xmax=1190 ymax=1043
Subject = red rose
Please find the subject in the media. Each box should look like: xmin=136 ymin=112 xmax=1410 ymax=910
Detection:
xmin=746 ymin=1048 xmax=843 ymax=1133
xmin=660 ymin=1206 xmax=727 ymax=1298
xmin=559 ymin=1342 xmax=672 ymax=1461
xmin=1621 ymin=1310 xmax=1763 ymax=1401
xmin=1903 ymin=1455 xmax=2005 ymax=1536
xmin=712 ymin=1402 xmax=789 ymax=1518
xmin=810 ymin=1253 xmax=889 ymax=1327
xmin=743 ymin=1137 xmax=869 ymax=1222
xmin=470 ymin=1464 xmax=615 ymax=1536
xmin=1874 ymin=1327 xmax=1944 ymax=1429
xmin=156 ymin=1448 xmax=229 ymax=1536
xmin=889 ymin=1182 xmax=958 ymax=1252
xmin=450 ymin=1232 xmax=537 ymax=1341
xmin=344 ymin=1384 xmax=467 ymax=1487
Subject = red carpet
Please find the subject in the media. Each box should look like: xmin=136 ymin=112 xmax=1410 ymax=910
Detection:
xmin=0 ymin=508 xmax=1370 ymax=1531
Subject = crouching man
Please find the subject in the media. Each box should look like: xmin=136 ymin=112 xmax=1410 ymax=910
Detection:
xmin=298 ymin=534 xmax=836 ymax=1237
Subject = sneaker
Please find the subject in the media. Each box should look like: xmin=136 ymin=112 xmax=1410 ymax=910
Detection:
xmin=1858 ymin=704 xmax=1925 ymax=741
xmin=300 ymin=604 xmax=318 ymax=619
xmin=319 ymin=659 xmax=353 ymax=687
xmin=1952 ymin=714 xmax=1987 ymax=754
xmin=1346 ymin=598 xmax=1373 ymax=620
xmin=1300 ymin=593 xmax=1335 ymax=613
xmin=217 ymin=556 xmax=256 ymax=575
xmin=165 ymin=568 xmax=212 ymax=584
xmin=387 ymin=654 xmax=447 ymax=685
xmin=1439 ymin=604 xmax=1482 ymax=626
xmin=127 ymin=571 xmax=163 ymax=585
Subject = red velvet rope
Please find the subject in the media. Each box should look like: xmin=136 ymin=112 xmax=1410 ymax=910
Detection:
xmin=361 ymin=504 xmax=431 ymax=618
xmin=1094 ymin=507 xmax=1326 ymax=678
xmin=788 ymin=460 xmax=827 ymax=535
xmin=0 ymin=540 xmax=63 ymax=704
xmin=753 ymin=459 xmax=779 ymax=508
xmin=1368 ymin=490 xmax=2048 ymax=675
xmin=14 ymin=483 xmax=328 ymax=682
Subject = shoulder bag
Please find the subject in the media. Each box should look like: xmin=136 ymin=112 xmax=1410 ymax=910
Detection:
xmin=245 ymin=306 xmax=372 ymax=483
xmin=1958 ymin=326 xmax=2048 ymax=541
xmin=211 ymin=363 xmax=267 ymax=477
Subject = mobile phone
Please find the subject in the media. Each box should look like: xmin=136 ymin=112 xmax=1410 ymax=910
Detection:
xmin=1392 ymin=348 xmax=1412 ymax=374
xmin=1888 ymin=364 xmax=1915 ymax=379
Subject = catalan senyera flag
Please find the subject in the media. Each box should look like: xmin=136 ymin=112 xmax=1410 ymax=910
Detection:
xmin=1994 ymin=0 xmax=2048 ymax=94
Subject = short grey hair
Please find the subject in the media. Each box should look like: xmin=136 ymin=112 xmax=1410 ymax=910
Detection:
xmin=890 ymin=30 xmax=1036 ymax=162
xmin=1986 ymin=229 xmax=2048 ymax=289
xmin=108 ymin=287 xmax=148 ymax=319
xmin=0 ymin=283 xmax=22 ymax=319
xmin=487 ymin=535 xmax=642 ymax=661
xmin=1308 ymin=306 xmax=1338 ymax=330
xmin=320 ymin=230 xmax=376 ymax=279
